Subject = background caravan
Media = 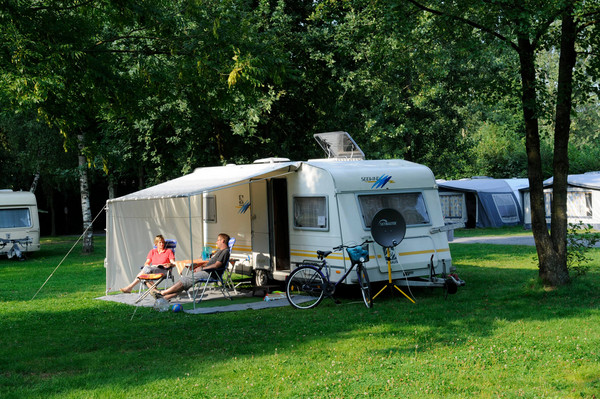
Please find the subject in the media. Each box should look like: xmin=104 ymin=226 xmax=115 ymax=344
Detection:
xmin=0 ymin=190 xmax=41 ymax=259
xmin=522 ymin=172 xmax=600 ymax=230
xmin=437 ymin=178 xmax=527 ymax=229
xmin=105 ymin=132 xmax=462 ymax=294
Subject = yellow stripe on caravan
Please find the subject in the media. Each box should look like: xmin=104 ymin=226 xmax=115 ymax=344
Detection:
xmin=376 ymin=248 xmax=450 ymax=258
xmin=290 ymin=250 xmax=345 ymax=261
xmin=204 ymin=244 xmax=252 ymax=252
xmin=231 ymin=245 xmax=252 ymax=252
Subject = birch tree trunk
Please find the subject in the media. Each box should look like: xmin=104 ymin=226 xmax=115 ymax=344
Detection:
xmin=30 ymin=171 xmax=40 ymax=193
xmin=78 ymin=133 xmax=94 ymax=253
xmin=108 ymin=175 xmax=115 ymax=199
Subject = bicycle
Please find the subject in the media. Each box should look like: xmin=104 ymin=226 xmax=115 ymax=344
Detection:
xmin=285 ymin=240 xmax=373 ymax=309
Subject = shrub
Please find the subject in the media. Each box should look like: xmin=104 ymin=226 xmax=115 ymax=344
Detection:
xmin=566 ymin=222 xmax=600 ymax=276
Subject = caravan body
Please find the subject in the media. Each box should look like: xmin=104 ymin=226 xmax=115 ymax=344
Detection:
xmin=106 ymin=158 xmax=454 ymax=291
xmin=283 ymin=159 xmax=451 ymax=284
xmin=0 ymin=190 xmax=41 ymax=257
xmin=522 ymin=172 xmax=600 ymax=229
xmin=437 ymin=178 xmax=524 ymax=228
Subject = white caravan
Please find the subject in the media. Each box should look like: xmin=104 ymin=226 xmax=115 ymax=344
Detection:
xmin=0 ymin=190 xmax=41 ymax=258
xmin=105 ymin=132 xmax=459 ymax=293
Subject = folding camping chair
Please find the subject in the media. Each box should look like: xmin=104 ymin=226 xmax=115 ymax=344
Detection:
xmin=187 ymin=238 xmax=235 ymax=303
xmin=224 ymin=238 xmax=253 ymax=294
xmin=136 ymin=239 xmax=177 ymax=303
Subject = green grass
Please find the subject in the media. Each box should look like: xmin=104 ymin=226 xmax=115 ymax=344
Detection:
xmin=453 ymin=225 xmax=533 ymax=237
xmin=1 ymin=236 xmax=600 ymax=398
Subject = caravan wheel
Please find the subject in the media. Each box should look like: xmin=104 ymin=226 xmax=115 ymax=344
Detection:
xmin=254 ymin=269 xmax=269 ymax=287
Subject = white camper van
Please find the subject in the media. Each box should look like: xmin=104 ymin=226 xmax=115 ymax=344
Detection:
xmin=0 ymin=190 xmax=41 ymax=258
xmin=106 ymin=132 xmax=460 ymax=293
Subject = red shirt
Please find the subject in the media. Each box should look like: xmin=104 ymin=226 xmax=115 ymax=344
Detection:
xmin=146 ymin=248 xmax=174 ymax=265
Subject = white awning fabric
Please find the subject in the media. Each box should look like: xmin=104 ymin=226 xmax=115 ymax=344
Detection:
xmin=109 ymin=161 xmax=301 ymax=202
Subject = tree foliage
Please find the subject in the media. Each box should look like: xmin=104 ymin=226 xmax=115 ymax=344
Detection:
xmin=0 ymin=0 xmax=599 ymax=271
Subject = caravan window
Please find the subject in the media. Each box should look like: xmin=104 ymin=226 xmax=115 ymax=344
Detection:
xmin=567 ymin=191 xmax=593 ymax=218
xmin=0 ymin=208 xmax=32 ymax=228
xmin=439 ymin=193 xmax=463 ymax=220
xmin=203 ymin=196 xmax=217 ymax=223
xmin=358 ymin=193 xmax=430 ymax=228
xmin=293 ymin=196 xmax=328 ymax=230
xmin=492 ymin=194 xmax=519 ymax=223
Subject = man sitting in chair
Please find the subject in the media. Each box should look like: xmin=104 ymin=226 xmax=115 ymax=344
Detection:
xmin=156 ymin=233 xmax=230 ymax=301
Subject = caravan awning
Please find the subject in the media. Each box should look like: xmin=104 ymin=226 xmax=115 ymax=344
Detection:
xmin=544 ymin=173 xmax=600 ymax=190
xmin=109 ymin=161 xmax=301 ymax=202
xmin=438 ymin=179 xmax=513 ymax=193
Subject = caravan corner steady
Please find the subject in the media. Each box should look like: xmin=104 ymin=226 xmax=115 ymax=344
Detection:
xmin=105 ymin=132 xmax=463 ymax=294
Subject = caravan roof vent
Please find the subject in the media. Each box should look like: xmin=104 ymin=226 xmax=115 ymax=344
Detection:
xmin=314 ymin=131 xmax=365 ymax=160
xmin=253 ymin=157 xmax=291 ymax=164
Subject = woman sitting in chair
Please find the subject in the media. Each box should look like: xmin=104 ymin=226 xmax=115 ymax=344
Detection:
xmin=120 ymin=234 xmax=176 ymax=293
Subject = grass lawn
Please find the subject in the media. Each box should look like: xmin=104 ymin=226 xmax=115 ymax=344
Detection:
xmin=453 ymin=226 xmax=533 ymax=237
xmin=1 ymin=235 xmax=599 ymax=398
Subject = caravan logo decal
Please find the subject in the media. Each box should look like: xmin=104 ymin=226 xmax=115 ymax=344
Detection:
xmin=237 ymin=201 xmax=251 ymax=214
xmin=236 ymin=195 xmax=251 ymax=214
xmin=364 ymin=174 xmax=393 ymax=189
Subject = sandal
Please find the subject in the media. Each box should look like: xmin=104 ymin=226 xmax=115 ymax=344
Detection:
xmin=151 ymin=290 xmax=163 ymax=299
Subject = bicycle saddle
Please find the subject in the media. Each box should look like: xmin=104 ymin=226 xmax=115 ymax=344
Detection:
xmin=317 ymin=250 xmax=332 ymax=259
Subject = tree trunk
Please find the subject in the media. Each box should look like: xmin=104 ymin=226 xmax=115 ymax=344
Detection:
xmin=542 ymin=6 xmax=577 ymax=286
xmin=108 ymin=174 xmax=115 ymax=199
xmin=77 ymin=133 xmax=94 ymax=254
xmin=516 ymin=35 xmax=563 ymax=284
xmin=30 ymin=171 xmax=40 ymax=193
xmin=404 ymin=0 xmax=578 ymax=287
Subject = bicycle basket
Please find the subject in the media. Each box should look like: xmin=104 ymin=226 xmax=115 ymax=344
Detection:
xmin=346 ymin=244 xmax=369 ymax=263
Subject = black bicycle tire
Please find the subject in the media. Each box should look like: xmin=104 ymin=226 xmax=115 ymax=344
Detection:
xmin=286 ymin=266 xmax=325 ymax=309
xmin=357 ymin=265 xmax=373 ymax=308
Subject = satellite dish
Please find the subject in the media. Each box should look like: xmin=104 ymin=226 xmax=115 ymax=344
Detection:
xmin=371 ymin=209 xmax=406 ymax=248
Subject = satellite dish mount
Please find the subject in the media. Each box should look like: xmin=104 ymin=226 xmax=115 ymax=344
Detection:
xmin=370 ymin=209 xmax=415 ymax=304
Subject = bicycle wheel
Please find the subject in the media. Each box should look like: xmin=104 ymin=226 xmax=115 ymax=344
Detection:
xmin=357 ymin=265 xmax=373 ymax=308
xmin=286 ymin=266 xmax=325 ymax=309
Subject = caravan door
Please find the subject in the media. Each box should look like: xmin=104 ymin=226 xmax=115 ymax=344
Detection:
xmin=271 ymin=179 xmax=290 ymax=270
xmin=250 ymin=178 xmax=291 ymax=283
xmin=250 ymin=180 xmax=271 ymax=272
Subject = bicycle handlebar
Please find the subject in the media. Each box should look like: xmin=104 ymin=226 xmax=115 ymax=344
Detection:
xmin=332 ymin=239 xmax=373 ymax=252
xmin=315 ymin=240 xmax=373 ymax=260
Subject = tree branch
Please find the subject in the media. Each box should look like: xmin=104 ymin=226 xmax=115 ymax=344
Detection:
xmin=405 ymin=0 xmax=519 ymax=52
xmin=576 ymin=50 xmax=600 ymax=56
xmin=531 ymin=3 xmax=573 ymax=49
xmin=576 ymin=18 xmax=599 ymax=33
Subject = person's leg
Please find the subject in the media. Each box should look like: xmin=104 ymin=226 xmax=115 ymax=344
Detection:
xmin=120 ymin=277 xmax=140 ymax=293
xmin=161 ymin=281 xmax=184 ymax=300
xmin=161 ymin=272 xmax=199 ymax=300
xmin=120 ymin=266 xmax=155 ymax=293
